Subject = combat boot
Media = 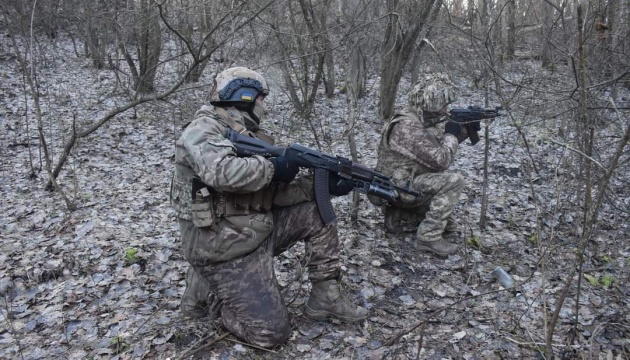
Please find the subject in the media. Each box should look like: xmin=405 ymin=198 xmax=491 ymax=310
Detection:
xmin=414 ymin=238 xmax=459 ymax=258
xmin=304 ymin=280 xmax=368 ymax=323
xmin=444 ymin=216 xmax=460 ymax=233
xmin=181 ymin=268 xmax=214 ymax=319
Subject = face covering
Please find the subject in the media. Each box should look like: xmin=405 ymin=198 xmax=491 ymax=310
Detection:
xmin=234 ymin=102 xmax=265 ymax=131
xmin=250 ymin=102 xmax=267 ymax=125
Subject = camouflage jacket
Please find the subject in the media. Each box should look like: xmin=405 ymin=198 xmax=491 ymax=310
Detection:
xmin=170 ymin=105 xmax=314 ymax=262
xmin=374 ymin=109 xmax=459 ymax=204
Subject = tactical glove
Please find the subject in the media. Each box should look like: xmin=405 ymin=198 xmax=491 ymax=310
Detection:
xmin=328 ymin=172 xmax=354 ymax=196
xmin=455 ymin=126 xmax=470 ymax=143
xmin=269 ymin=155 xmax=300 ymax=183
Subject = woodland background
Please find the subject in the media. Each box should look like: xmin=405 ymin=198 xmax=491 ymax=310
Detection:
xmin=0 ymin=0 xmax=629 ymax=359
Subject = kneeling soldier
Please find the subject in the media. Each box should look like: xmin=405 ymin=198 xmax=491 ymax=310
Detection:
xmin=369 ymin=74 xmax=469 ymax=258
xmin=170 ymin=67 xmax=368 ymax=348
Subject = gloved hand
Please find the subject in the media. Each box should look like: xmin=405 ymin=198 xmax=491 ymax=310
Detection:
xmin=269 ymin=155 xmax=300 ymax=183
xmin=444 ymin=121 xmax=461 ymax=137
xmin=328 ymin=172 xmax=354 ymax=196
xmin=455 ymin=126 xmax=469 ymax=143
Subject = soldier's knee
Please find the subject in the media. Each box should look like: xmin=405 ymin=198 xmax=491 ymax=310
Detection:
xmin=303 ymin=201 xmax=335 ymax=232
xmin=448 ymin=173 xmax=465 ymax=190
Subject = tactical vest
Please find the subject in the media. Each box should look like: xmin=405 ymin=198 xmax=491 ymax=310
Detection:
xmin=170 ymin=106 xmax=274 ymax=224
xmin=373 ymin=113 xmax=426 ymax=205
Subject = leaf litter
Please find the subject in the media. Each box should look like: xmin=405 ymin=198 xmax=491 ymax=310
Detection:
xmin=1 ymin=35 xmax=629 ymax=360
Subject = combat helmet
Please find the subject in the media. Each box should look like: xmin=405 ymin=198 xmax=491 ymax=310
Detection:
xmin=210 ymin=67 xmax=270 ymax=124
xmin=408 ymin=73 xmax=457 ymax=114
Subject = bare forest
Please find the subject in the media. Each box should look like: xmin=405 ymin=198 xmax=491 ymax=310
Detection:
xmin=1 ymin=0 xmax=629 ymax=359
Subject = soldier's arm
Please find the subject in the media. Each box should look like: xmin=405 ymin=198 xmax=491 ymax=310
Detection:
xmin=179 ymin=121 xmax=274 ymax=193
xmin=389 ymin=120 xmax=459 ymax=171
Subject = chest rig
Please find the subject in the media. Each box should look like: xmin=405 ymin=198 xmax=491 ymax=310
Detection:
xmin=189 ymin=108 xmax=275 ymax=227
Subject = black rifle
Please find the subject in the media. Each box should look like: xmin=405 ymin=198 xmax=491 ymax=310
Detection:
xmin=449 ymin=106 xmax=503 ymax=145
xmin=226 ymin=129 xmax=419 ymax=224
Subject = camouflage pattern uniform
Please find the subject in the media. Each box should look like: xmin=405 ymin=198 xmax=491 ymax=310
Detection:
xmin=370 ymin=74 xmax=466 ymax=257
xmin=170 ymin=67 xmax=367 ymax=348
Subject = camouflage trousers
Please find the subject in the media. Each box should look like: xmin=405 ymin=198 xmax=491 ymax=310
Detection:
xmin=387 ymin=172 xmax=464 ymax=241
xmin=179 ymin=201 xmax=340 ymax=348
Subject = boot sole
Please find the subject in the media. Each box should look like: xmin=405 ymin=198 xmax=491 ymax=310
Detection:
xmin=413 ymin=244 xmax=453 ymax=258
xmin=303 ymin=305 xmax=367 ymax=323
xmin=181 ymin=308 xmax=208 ymax=319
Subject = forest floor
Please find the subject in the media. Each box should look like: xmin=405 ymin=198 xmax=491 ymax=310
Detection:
xmin=1 ymin=36 xmax=629 ymax=360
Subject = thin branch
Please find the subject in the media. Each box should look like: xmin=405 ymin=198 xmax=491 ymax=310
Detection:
xmin=226 ymin=338 xmax=278 ymax=353
xmin=175 ymin=332 xmax=230 ymax=360
xmin=547 ymin=139 xmax=606 ymax=170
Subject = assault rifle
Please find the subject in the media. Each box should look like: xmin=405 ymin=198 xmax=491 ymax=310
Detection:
xmin=227 ymin=129 xmax=419 ymax=224
xmin=449 ymin=106 xmax=503 ymax=145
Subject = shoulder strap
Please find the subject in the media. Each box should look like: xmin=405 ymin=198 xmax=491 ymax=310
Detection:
xmin=381 ymin=114 xmax=406 ymax=148
xmin=254 ymin=129 xmax=275 ymax=145
xmin=214 ymin=107 xmax=249 ymax=134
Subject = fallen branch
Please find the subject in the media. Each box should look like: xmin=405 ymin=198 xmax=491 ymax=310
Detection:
xmin=226 ymin=338 xmax=278 ymax=353
xmin=175 ymin=332 xmax=230 ymax=360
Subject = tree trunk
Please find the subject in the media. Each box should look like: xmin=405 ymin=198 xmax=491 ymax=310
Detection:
xmin=410 ymin=0 xmax=441 ymax=85
xmin=182 ymin=0 xmax=217 ymax=83
xmin=379 ymin=0 xmax=438 ymax=120
xmin=494 ymin=0 xmax=504 ymax=66
xmin=541 ymin=0 xmax=554 ymax=68
xmin=348 ymin=46 xmax=366 ymax=99
xmin=135 ymin=0 xmax=162 ymax=93
xmin=324 ymin=48 xmax=336 ymax=98
xmin=379 ymin=6 xmax=404 ymax=120
xmin=606 ymin=0 xmax=619 ymax=97
xmin=298 ymin=0 xmax=335 ymax=98
xmin=506 ymin=0 xmax=515 ymax=59
xmin=83 ymin=1 xmax=106 ymax=69
xmin=346 ymin=41 xmax=363 ymax=224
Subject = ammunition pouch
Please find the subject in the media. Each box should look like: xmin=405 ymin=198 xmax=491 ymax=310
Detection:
xmin=227 ymin=191 xmax=274 ymax=214
xmin=191 ymin=176 xmax=274 ymax=227
xmin=191 ymin=177 xmax=216 ymax=228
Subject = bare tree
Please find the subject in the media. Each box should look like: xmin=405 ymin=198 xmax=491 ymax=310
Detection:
xmin=169 ymin=0 xmax=220 ymax=83
xmin=79 ymin=0 xmax=111 ymax=69
xmin=266 ymin=0 xmax=327 ymax=123
xmin=1 ymin=1 xmax=75 ymax=209
xmin=540 ymin=0 xmax=556 ymax=67
xmin=345 ymin=42 xmax=365 ymax=224
xmin=135 ymin=0 xmax=162 ymax=93
xmin=506 ymin=0 xmax=515 ymax=59
xmin=379 ymin=0 xmax=441 ymax=120
xmin=43 ymin=0 xmax=273 ymax=190
xmin=297 ymin=0 xmax=336 ymax=98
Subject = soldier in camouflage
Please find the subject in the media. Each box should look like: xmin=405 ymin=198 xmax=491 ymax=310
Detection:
xmin=170 ymin=67 xmax=368 ymax=348
xmin=369 ymin=74 xmax=469 ymax=258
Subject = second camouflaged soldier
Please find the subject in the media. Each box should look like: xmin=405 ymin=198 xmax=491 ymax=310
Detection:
xmin=170 ymin=67 xmax=368 ymax=349
xmin=369 ymin=74 xmax=469 ymax=257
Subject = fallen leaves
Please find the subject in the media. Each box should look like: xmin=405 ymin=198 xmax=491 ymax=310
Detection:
xmin=1 ymin=35 xmax=629 ymax=360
